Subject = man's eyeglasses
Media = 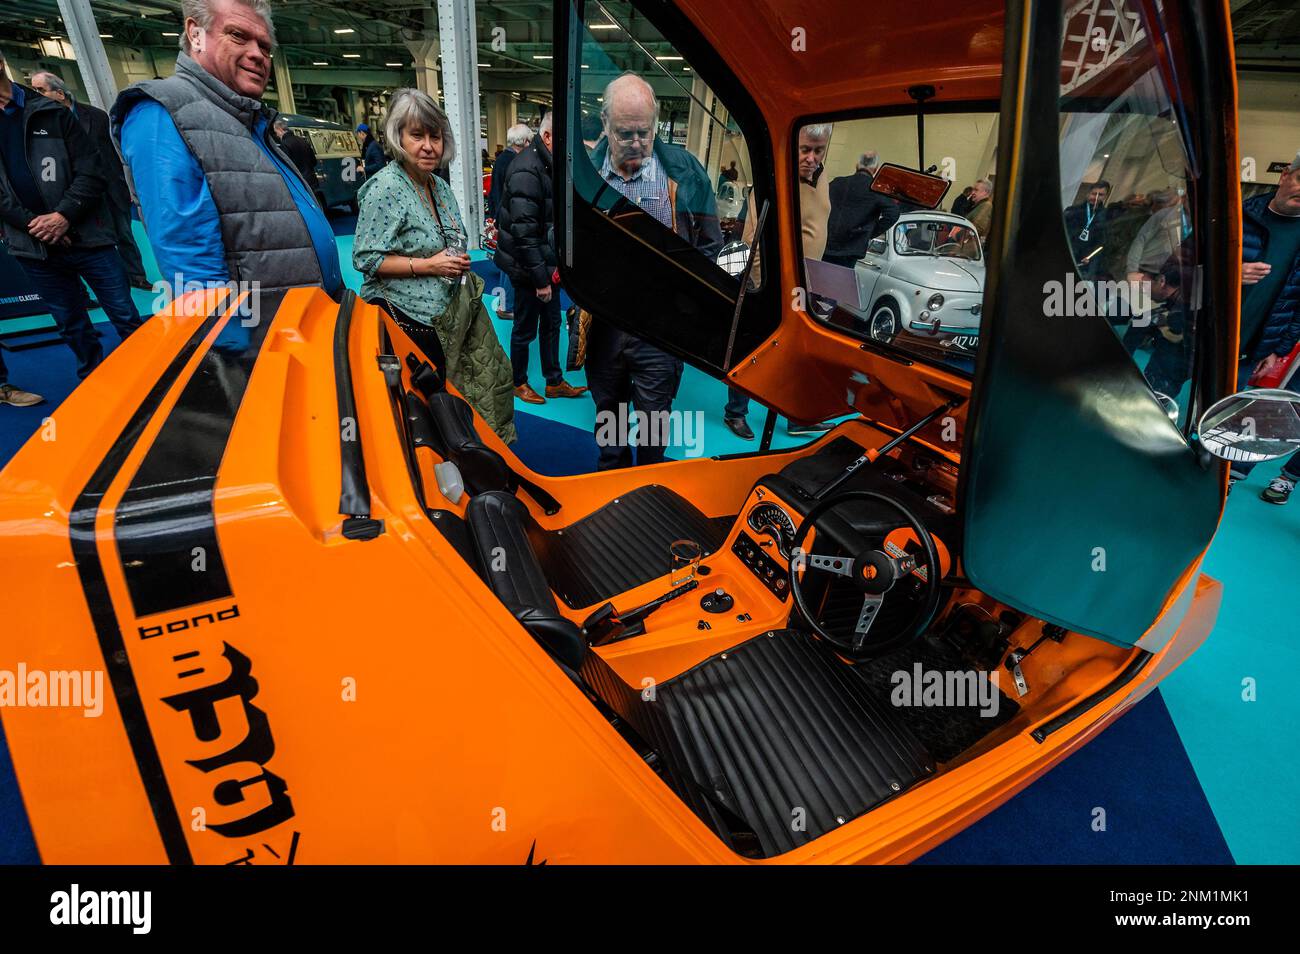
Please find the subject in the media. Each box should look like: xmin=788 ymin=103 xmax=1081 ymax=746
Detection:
xmin=612 ymin=129 xmax=654 ymax=146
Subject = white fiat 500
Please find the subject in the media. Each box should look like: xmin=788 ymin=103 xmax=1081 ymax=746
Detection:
xmin=846 ymin=212 xmax=985 ymax=350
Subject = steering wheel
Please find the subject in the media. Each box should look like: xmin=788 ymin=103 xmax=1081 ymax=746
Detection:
xmin=788 ymin=490 xmax=943 ymax=659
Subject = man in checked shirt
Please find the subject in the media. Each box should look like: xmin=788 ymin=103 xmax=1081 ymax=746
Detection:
xmin=584 ymin=72 xmax=723 ymax=469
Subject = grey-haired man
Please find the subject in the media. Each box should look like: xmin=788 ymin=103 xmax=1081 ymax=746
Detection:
xmin=112 ymin=0 xmax=342 ymax=299
xmin=30 ymin=70 xmax=149 ymax=288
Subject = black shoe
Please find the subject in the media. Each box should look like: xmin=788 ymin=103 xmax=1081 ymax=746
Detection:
xmin=786 ymin=420 xmax=834 ymax=436
xmin=724 ymin=416 xmax=754 ymax=440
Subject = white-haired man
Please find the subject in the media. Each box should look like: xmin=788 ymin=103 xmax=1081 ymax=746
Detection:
xmin=111 ymin=0 xmax=342 ymax=300
xmin=30 ymin=70 xmax=149 ymax=288
xmin=585 ymin=72 xmax=722 ymax=468
xmin=798 ymin=123 xmax=834 ymax=261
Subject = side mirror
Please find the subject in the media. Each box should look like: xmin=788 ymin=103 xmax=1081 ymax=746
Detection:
xmin=1197 ymin=388 xmax=1300 ymax=463
xmin=867 ymin=237 xmax=887 ymax=255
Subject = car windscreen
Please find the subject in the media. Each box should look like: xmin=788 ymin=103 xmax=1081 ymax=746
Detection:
xmin=894 ymin=221 xmax=981 ymax=261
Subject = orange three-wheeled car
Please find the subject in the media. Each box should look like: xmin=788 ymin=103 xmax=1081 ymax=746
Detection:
xmin=1 ymin=0 xmax=1290 ymax=864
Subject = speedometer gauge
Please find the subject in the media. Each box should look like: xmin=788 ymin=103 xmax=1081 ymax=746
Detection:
xmin=747 ymin=503 xmax=796 ymax=556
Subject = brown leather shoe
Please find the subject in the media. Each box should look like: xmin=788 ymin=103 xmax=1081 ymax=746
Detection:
xmin=514 ymin=382 xmax=546 ymax=404
xmin=0 ymin=384 xmax=43 ymax=407
xmin=545 ymin=380 xmax=590 ymax=399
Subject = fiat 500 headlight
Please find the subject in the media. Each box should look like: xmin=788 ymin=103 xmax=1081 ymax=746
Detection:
xmin=927 ymin=293 xmax=945 ymax=311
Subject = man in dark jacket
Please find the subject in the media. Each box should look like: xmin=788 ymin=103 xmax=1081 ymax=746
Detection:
xmin=1231 ymin=154 xmax=1300 ymax=496
xmin=31 ymin=70 xmax=149 ymax=288
xmin=494 ymin=112 xmax=587 ymax=403
xmin=273 ymin=119 xmax=319 ymax=196
xmin=823 ymin=151 xmax=899 ymax=267
xmin=0 ymin=51 xmax=142 ymax=402
xmin=485 ymin=122 xmax=532 ymax=319
xmin=356 ymin=123 xmax=385 ymax=179
xmin=585 ymin=73 xmax=723 ymax=469
xmin=1062 ymin=179 xmax=1111 ymax=279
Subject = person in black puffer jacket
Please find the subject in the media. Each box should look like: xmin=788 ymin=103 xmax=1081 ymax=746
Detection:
xmin=495 ymin=112 xmax=587 ymax=403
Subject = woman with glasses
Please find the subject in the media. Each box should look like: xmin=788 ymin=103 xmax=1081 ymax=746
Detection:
xmin=353 ymin=88 xmax=516 ymax=442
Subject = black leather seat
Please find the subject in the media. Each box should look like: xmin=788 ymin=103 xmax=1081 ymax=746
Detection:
xmin=465 ymin=492 xmax=587 ymax=669
xmin=464 ymin=490 xmax=935 ymax=858
xmin=406 ymin=388 xmax=728 ymax=607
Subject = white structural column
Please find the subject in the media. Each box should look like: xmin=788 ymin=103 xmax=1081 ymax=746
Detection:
xmin=484 ymin=93 xmax=516 ymax=154
xmin=406 ymin=38 xmax=441 ymax=98
xmin=55 ymin=0 xmax=118 ymax=110
xmin=437 ymin=0 xmax=484 ymax=248
xmin=684 ymin=77 xmax=716 ymax=162
xmin=272 ymin=53 xmax=296 ymax=115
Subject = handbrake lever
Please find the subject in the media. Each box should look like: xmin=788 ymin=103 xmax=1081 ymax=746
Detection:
xmin=583 ymin=579 xmax=700 ymax=646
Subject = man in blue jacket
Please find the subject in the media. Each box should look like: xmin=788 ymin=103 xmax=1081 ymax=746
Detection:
xmin=1237 ymin=153 xmax=1300 ymax=502
xmin=0 ymin=49 xmax=142 ymax=406
xmin=112 ymin=0 xmax=342 ymax=309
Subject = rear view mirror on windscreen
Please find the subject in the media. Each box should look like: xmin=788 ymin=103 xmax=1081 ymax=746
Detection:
xmin=869 ymin=163 xmax=952 ymax=210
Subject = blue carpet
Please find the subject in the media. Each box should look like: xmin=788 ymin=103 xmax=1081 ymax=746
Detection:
xmin=917 ymin=692 xmax=1234 ymax=864
xmin=0 ymin=717 xmax=38 ymax=864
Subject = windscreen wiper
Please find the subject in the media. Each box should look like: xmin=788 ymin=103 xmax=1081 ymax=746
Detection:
xmin=815 ymin=398 xmax=963 ymax=499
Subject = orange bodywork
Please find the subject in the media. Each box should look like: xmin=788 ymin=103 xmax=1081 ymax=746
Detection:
xmin=0 ymin=0 xmax=1238 ymax=864
xmin=0 ymin=285 xmax=1221 ymax=864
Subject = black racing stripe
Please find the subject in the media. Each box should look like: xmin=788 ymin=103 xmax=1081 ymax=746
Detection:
xmin=70 ymin=296 xmax=233 ymax=866
xmin=116 ymin=288 xmax=288 ymax=617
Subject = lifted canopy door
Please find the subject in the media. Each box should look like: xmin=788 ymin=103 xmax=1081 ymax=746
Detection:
xmin=551 ymin=0 xmax=780 ymax=376
xmin=961 ymin=0 xmax=1236 ymax=646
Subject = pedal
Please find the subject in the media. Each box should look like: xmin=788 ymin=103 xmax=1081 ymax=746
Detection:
xmin=1003 ymin=623 xmax=1068 ymax=697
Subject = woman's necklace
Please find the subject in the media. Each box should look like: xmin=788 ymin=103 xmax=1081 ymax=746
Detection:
xmin=402 ymin=165 xmax=442 ymax=228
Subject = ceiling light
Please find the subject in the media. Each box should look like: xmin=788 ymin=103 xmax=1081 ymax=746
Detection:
xmin=99 ymin=34 xmax=112 ymax=38
xmin=590 ymin=23 xmax=618 ymax=30
xmin=162 ymin=31 xmax=179 ymax=37
xmin=343 ymin=53 xmax=360 ymax=59
xmin=581 ymin=64 xmax=589 ymax=69
xmin=313 ymin=61 xmax=328 ymax=65
xmin=683 ymin=66 xmax=692 ymax=71
xmin=533 ymin=54 xmax=552 ymax=60
xmin=334 ymin=28 xmax=355 ymax=35
xmin=655 ymin=55 xmax=683 ymax=61
xmin=386 ymin=62 xmax=402 ymax=67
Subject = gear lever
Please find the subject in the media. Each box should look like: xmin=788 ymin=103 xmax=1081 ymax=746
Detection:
xmin=583 ymin=579 xmax=700 ymax=646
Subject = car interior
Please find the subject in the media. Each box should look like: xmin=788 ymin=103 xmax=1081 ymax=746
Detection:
xmin=365 ymin=297 xmax=1145 ymax=860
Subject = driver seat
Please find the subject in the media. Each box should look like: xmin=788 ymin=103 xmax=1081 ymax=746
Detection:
xmin=465 ymin=490 xmax=935 ymax=858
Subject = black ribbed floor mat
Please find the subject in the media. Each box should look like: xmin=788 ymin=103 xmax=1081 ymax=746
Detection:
xmin=583 ymin=629 xmax=935 ymax=858
xmin=528 ymin=484 xmax=728 ymax=608
xmin=849 ymin=635 xmax=1020 ymax=763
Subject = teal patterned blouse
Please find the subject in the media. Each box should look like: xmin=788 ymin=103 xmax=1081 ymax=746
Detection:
xmin=353 ymin=162 xmax=467 ymax=323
